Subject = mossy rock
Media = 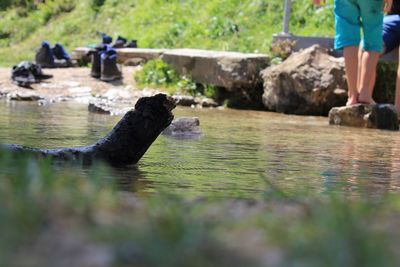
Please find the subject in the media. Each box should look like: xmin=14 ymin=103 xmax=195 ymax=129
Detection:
xmin=373 ymin=62 xmax=398 ymax=103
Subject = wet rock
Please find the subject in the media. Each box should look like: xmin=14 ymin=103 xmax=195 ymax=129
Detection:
xmin=199 ymin=97 xmax=218 ymax=108
xmin=172 ymin=95 xmax=219 ymax=108
xmin=7 ymin=91 xmax=43 ymax=101
xmin=172 ymin=95 xmax=197 ymax=107
xmin=88 ymin=100 xmax=131 ymax=116
xmin=88 ymin=101 xmax=113 ymax=115
xmin=328 ymin=104 xmax=399 ymax=131
xmin=163 ymin=117 xmax=201 ymax=138
xmin=261 ymin=45 xmax=347 ymax=115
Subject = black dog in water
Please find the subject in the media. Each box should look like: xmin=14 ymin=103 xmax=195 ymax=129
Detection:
xmin=4 ymin=94 xmax=175 ymax=166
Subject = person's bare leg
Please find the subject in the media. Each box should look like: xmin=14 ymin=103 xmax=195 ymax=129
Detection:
xmin=358 ymin=50 xmax=380 ymax=104
xmin=357 ymin=47 xmax=363 ymax=92
xmin=344 ymin=46 xmax=359 ymax=105
xmin=359 ymin=46 xmax=386 ymax=103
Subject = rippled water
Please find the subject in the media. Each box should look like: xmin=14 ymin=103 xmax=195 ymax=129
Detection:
xmin=1 ymin=100 xmax=400 ymax=198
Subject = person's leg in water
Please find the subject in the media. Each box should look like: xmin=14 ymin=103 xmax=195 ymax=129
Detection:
xmin=356 ymin=0 xmax=384 ymax=104
xmin=334 ymin=0 xmax=363 ymax=106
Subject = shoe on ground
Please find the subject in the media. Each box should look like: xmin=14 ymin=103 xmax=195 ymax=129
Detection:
xmin=100 ymin=49 xmax=122 ymax=82
xmin=124 ymin=39 xmax=138 ymax=48
xmin=111 ymin=36 xmax=127 ymax=48
xmin=98 ymin=32 xmax=113 ymax=44
xmin=35 ymin=41 xmax=55 ymax=68
xmin=89 ymin=44 xmax=108 ymax=78
xmin=52 ymin=43 xmax=73 ymax=67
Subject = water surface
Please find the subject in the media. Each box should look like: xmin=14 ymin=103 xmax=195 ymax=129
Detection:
xmin=1 ymin=100 xmax=400 ymax=198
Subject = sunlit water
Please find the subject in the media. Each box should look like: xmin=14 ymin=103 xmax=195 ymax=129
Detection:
xmin=1 ymin=100 xmax=400 ymax=198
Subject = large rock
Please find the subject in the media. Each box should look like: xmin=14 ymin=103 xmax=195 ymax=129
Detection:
xmin=163 ymin=49 xmax=269 ymax=109
xmin=261 ymin=45 xmax=347 ymax=115
xmin=162 ymin=49 xmax=269 ymax=90
xmin=329 ymin=104 xmax=399 ymax=131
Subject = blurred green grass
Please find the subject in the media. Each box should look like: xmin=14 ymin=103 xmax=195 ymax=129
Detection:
xmin=0 ymin=0 xmax=334 ymax=66
xmin=1 ymin=147 xmax=400 ymax=267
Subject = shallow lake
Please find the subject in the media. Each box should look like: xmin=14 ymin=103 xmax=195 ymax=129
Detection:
xmin=1 ymin=100 xmax=400 ymax=198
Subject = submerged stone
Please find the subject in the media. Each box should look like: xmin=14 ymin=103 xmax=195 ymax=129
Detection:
xmin=7 ymin=91 xmax=43 ymax=101
xmin=162 ymin=117 xmax=201 ymax=138
xmin=328 ymin=104 xmax=399 ymax=131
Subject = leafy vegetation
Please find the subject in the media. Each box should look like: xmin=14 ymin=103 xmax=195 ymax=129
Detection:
xmin=0 ymin=0 xmax=334 ymax=66
xmin=134 ymin=59 xmax=217 ymax=97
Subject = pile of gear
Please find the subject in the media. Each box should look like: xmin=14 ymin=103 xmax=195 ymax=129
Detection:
xmin=11 ymin=41 xmax=72 ymax=87
xmin=10 ymin=32 xmax=137 ymax=87
xmin=11 ymin=61 xmax=53 ymax=87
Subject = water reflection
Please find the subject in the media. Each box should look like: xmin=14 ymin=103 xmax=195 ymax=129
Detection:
xmin=1 ymin=100 xmax=400 ymax=198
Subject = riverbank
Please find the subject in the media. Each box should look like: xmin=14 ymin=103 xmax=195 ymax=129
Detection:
xmin=0 ymin=66 xmax=149 ymax=104
xmin=0 ymin=66 xmax=218 ymax=115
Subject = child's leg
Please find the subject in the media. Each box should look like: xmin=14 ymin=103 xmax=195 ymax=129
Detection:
xmin=357 ymin=0 xmax=384 ymax=104
xmin=344 ymin=46 xmax=360 ymax=105
xmin=334 ymin=0 xmax=362 ymax=105
xmin=358 ymin=51 xmax=380 ymax=104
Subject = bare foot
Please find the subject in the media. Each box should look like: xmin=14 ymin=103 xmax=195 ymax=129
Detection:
xmin=346 ymin=95 xmax=358 ymax=106
xmin=357 ymin=96 xmax=376 ymax=105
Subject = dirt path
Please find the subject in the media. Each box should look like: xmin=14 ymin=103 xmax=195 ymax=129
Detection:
xmin=0 ymin=66 xmax=161 ymax=103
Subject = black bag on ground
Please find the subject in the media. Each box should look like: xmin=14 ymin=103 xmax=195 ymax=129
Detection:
xmin=11 ymin=61 xmax=53 ymax=87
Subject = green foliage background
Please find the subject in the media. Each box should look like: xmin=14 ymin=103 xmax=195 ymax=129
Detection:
xmin=0 ymin=0 xmax=334 ymax=66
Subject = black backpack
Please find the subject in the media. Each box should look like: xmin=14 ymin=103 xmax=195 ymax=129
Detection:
xmin=11 ymin=61 xmax=52 ymax=87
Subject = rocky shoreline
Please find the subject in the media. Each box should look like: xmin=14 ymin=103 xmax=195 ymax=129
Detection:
xmin=1 ymin=45 xmax=399 ymax=131
xmin=0 ymin=66 xmax=218 ymax=116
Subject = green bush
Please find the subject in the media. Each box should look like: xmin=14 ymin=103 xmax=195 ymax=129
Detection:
xmin=134 ymin=59 xmax=180 ymax=87
xmin=135 ymin=59 xmax=212 ymax=97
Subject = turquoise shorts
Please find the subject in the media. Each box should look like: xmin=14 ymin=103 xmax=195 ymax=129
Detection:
xmin=334 ymin=0 xmax=383 ymax=52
